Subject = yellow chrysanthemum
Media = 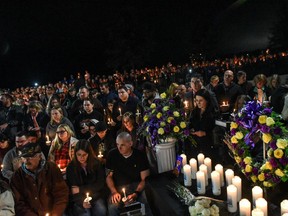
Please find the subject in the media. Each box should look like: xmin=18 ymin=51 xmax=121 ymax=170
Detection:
xmin=234 ymin=156 xmax=242 ymax=164
xmin=263 ymin=181 xmax=273 ymax=187
xmin=258 ymin=173 xmax=265 ymax=181
xmin=160 ymin=92 xmax=167 ymax=99
xmin=143 ymin=115 xmax=149 ymax=122
xmin=245 ymin=165 xmax=252 ymax=172
xmin=180 ymin=122 xmax=186 ymax=129
xmin=276 ymin=139 xmax=288 ymax=149
xmin=173 ymin=126 xmax=180 ymax=133
xmin=263 ymin=133 xmax=272 ymax=143
xmin=231 ymin=136 xmax=238 ymax=144
xmin=230 ymin=122 xmax=238 ymax=130
xmin=160 ymin=122 xmax=166 ymax=127
xmin=243 ymin=157 xmax=252 ymax=165
xmin=173 ymin=111 xmax=180 ymax=117
xmin=150 ymin=103 xmax=156 ymax=109
xmin=158 ymin=128 xmax=164 ymax=135
xmin=167 ymin=117 xmax=174 ymax=123
xmin=258 ymin=115 xmax=267 ymax=124
xmin=275 ymin=168 xmax=285 ymax=177
xmin=265 ymin=161 xmax=273 ymax=170
xmin=163 ymin=106 xmax=169 ymax=111
xmin=266 ymin=117 xmax=275 ymax=126
xmin=235 ymin=132 xmax=244 ymax=140
xmin=274 ymin=149 xmax=284 ymax=159
xmin=156 ymin=112 xmax=162 ymax=119
xmin=251 ymin=175 xmax=257 ymax=183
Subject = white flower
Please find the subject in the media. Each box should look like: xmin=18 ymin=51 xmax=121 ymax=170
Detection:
xmin=201 ymin=208 xmax=211 ymax=216
xmin=188 ymin=206 xmax=197 ymax=216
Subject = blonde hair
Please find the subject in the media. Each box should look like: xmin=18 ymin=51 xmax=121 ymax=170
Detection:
xmin=53 ymin=124 xmax=74 ymax=150
xmin=50 ymin=106 xmax=64 ymax=124
xmin=167 ymin=83 xmax=179 ymax=97
xmin=27 ymin=101 xmax=44 ymax=113
xmin=253 ymin=74 xmax=267 ymax=85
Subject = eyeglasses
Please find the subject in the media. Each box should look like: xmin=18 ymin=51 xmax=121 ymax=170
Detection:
xmin=56 ymin=130 xmax=66 ymax=134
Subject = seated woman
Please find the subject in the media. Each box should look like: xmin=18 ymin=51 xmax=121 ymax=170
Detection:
xmin=117 ymin=112 xmax=143 ymax=151
xmin=48 ymin=124 xmax=78 ymax=175
xmin=46 ymin=106 xmax=75 ymax=141
xmin=189 ymin=89 xmax=215 ymax=159
xmin=66 ymin=139 xmax=107 ymax=216
xmin=249 ymin=74 xmax=271 ymax=105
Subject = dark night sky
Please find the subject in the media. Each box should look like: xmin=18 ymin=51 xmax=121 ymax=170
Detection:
xmin=0 ymin=0 xmax=284 ymax=89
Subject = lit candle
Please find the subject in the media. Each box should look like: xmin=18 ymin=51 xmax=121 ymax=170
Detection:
xmin=232 ymin=176 xmax=242 ymax=201
xmin=180 ymin=154 xmax=187 ymax=166
xmin=0 ymin=164 xmax=3 ymax=171
xmin=189 ymin=158 xmax=197 ymax=179
xmin=84 ymin=192 xmax=92 ymax=203
xmin=118 ymin=107 xmax=122 ymax=116
xmin=227 ymin=184 xmax=237 ymax=213
xmin=45 ymin=213 xmax=50 ymax=216
xmin=196 ymin=171 xmax=205 ymax=195
xmin=58 ymin=164 xmax=61 ymax=169
xmin=197 ymin=153 xmax=205 ymax=165
xmin=204 ymin=157 xmax=212 ymax=178
xmin=215 ymin=164 xmax=224 ymax=187
xmin=98 ymin=151 xmax=103 ymax=158
xmin=225 ymin=169 xmax=234 ymax=186
xmin=281 ymin=199 xmax=288 ymax=215
xmin=252 ymin=186 xmax=263 ymax=207
xmin=46 ymin=135 xmax=51 ymax=145
xmin=122 ymin=188 xmax=127 ymax=202
xmin=239 ymin=198 xmax=251 ymax=216
xmin=211 ymin=171 xmax=221 ymax=196
xmin=255 ymin=198 xmax=267 ymax=216
xmin=136 ymin=109 xmax=141 ymax=116
xmin=251 ymin=208 xmax=264 ymax=216
xmin=183 ymin=164 xmax=192 ymax=186
xmin=283 ymin=214 xmax=288 ymax=216
xmin=199 ymin=164 xmax=208 ymax=186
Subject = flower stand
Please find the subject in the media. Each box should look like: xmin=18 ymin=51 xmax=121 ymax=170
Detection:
xmin=155 ymin=140 xmax=176 ymax=173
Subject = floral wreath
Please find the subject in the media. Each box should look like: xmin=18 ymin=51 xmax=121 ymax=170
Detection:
xmin=228 ymin=101 xmax=288 ymax=188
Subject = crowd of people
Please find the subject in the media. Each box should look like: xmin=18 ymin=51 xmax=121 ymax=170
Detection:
xmin=1 ymin=54 xmax=288 ymax=215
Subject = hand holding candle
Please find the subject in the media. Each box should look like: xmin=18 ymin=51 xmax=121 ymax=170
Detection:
xmin=118 ymin=107 xmax=122 ymax=116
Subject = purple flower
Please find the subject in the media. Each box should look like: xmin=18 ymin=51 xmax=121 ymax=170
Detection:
xmin=269 ymin=158 xmax=278 ymax=168
xmin=263 ymin=108 xmax=272 ymax=115
xmin=264 ymin=173 xmax=272 ymax=179
xmin=269 ymin=140 xmax=277 ymax=150
xmin=230 ymin=128 xmax=236 ymax=136
xmin=279 ymin=157 xmax=288 ymax=166
xmin=272 ymin=176 xmax=281 ymax=183
xmin=164 ymin=126 xmax=170 ymax=133
xmin=237 ymin=148 xmax=244 ymax=156
xmin=184 ymin=129 xmax=190 ymax=136
xmin=252 ymin=167 xmax=259 ymax=175
xmin=170 ymin=119 xmax=177 ymax=125
xmin=260 ymin=125 xmax=270 ymax=133
xmin=273 ymin=127 xmax=282 ymax=135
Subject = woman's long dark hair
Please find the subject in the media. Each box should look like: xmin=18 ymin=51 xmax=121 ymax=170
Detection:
xmin=195 ymin=89 xmax=213 ymax=114
xmin=72 ymin=139 xmax=96 ymax=180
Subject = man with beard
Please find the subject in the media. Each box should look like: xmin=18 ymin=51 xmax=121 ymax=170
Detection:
xmin=2 ymin=131 xmax=29 ymax=181
xmin=10 ymin=142 xmax=69 ymax=215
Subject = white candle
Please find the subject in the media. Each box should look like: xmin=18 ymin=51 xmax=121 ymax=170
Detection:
xmin=46 ymin=135 xmax=51 ymax=144
xmin=196 ymin=171 xmax=206 ymax=195
xmin=136 ymin=109 xmax=141 ymax=116
xmin=86 ymin=193 xmax=89 ymax=199
xmin=211 ymin=171 xmax=221 ymax=196
xmin=199 ymin=164 xmax=208 ymax=186
xmin=225 ymin=169 xmax=234 ymax=186
xmin=227 ymin=184 xmax=238 ymax=213
xmin=189 ymin=158 xmax=197 ymax=179
xmin=283 ymin=214 xmax=288 ymax=216
xmin=252 ymin=186 xmax=263 ymax=207
xmin=239 ymin=198 xmax=251 ymax=216
xmin=252 ymin=208 xmax=264 ymax=216
xmin=197 ymin=153 xmax=205 ymax=165
xmin=122 ymin=188 xmax=127 ymax=199
xmin=180 ymin=154 xmax=187 ymax=166
xmin=119 ymin=107 xmax=122 ymax=116
xmin=204 ymin=157 xmax=212 ymax=178
xmin=255 ymin=198 xmax=267 ymax=216
xmin=98 ymin=151 xmax=103 ymax=158
xmin=281 ymin=199 xmax=288 ymax=215
xmin=84 ymin=192 xmax=92 ymax=203
xmin=183 ymin=164 xmax=192 ymax=186
xmin=215 ymin=164 xmax=224 ymax=187
xmin=232 ymin=176 xmax=242 ymax=201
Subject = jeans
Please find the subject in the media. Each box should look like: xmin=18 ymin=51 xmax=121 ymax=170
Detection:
xmin=73 ymin=197 xmax=107 ymax=216
xmin=108 ymin=183 xmax=153 ymax=216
